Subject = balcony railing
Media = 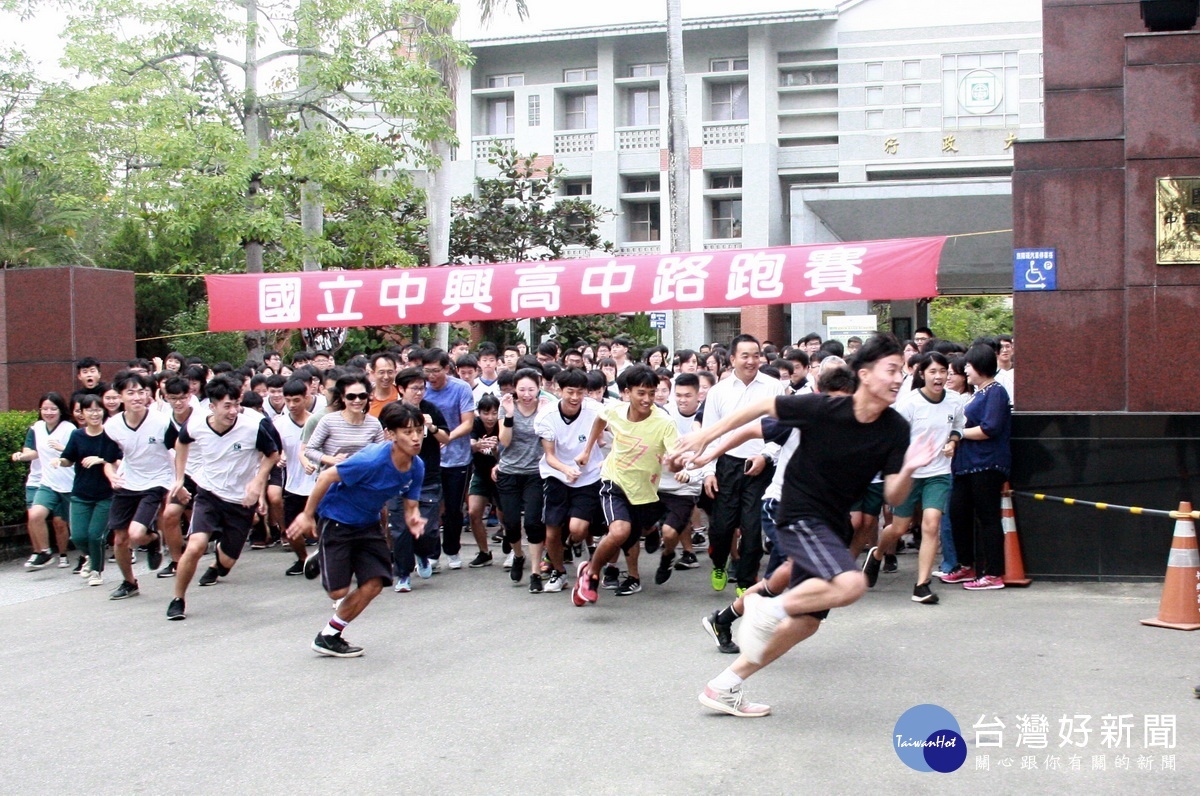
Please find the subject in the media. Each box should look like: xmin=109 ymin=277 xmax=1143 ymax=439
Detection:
xmin=554 ymin=131 xmax=597 ymax=155
xmin=702 ymin=122 xmax=748 ymax=146
xmin=472 ymin=136 xmax=514 ymax=160
xmin=704 ymin=240 xmax=743 ymax=251
xmin=617 ymin=244 xmax=663 ymax=256
xmin=617 ymin=126 xmax=660 ymax=151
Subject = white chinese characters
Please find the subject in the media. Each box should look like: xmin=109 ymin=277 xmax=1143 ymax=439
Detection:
xmin=259 ymin=277 xmax=301 ymax=324
xmin=379 ymin=272 xmax=428 ymax=320
xmin=443 ymin=270 xmax=494 ymax=316
xmin=511 ymin=263 xmax=565 ymax=313
xmin=803 ymin=246 xmax=867 ymax=297
xmin=651 ymin=256 xmax=710 ymax=305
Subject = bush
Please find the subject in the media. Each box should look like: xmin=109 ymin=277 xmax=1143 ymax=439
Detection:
xmin=0 ymin=411 xmax=37 ymax=526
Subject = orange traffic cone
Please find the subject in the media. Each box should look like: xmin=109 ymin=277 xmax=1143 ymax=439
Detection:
xmin=1142 ymin=502 xmax=1200 ymax=631
xmin=1001 ymin=484 xmax=1031 ymax=587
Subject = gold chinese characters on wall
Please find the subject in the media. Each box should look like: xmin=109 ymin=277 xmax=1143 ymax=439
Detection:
xmin=1156 ymin=178 xmax=1200 ymax=264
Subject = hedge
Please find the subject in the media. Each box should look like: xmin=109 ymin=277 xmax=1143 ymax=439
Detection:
xmin=0 ymin=411 xmax=38 ymax=526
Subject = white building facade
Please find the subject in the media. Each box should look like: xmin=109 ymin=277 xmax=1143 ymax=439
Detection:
xmin=446 ymin=0 xmax=1043 ymax=346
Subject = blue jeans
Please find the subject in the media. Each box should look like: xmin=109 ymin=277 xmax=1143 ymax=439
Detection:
xmin=761 ymin=498 xmax=785 ymax=579
xmin=938 ymin=509 xmax=958 ymax=573
xmin=390 ymin=482 xmax=442 ymax=577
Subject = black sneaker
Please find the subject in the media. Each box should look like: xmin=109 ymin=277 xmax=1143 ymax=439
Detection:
xmin=166 ymin=597 xmax=186 ymax=620
xmin=912 ymin=581 xmax=940 ymax=604
xmin=675 ymin=550 xmax=700 ymax=570
xmin=285 ymin=559 xmax=304 ymax=576
xmin=311 ymin=632 xmax=363 ymax=658
xmin=109 ymin=580 xmax=140 ymax=600
xmin=468 ymin=551 xmax=493 ymax=568
xmin=643 ymin=529 xmax=661 ymax=554
xmin=24 ymin=550 xmax=54 ymax=570
xmin=602 ymin=565 xmax=620 ymax=590
xmin=156 ymin=561 xmax=177 ymax=579
xmin=198 ymin=566 xmax=220 ymax=587
xmin=691 ymin=528 xmax=708 ymax=547
xmin=862 ymin=546 xmax=881 ymax=588
xmin=146 ymin=535 xmax=163 ymax=571
xmin=883 ymin=554 xmax=898 ymax=574
xmin=304 ymin=553 xmax=321 ymax=580
xmin=615 ymin=576 xmax=642 ymax=596
xmin=528 ymin=573 xmax=544 ymax=594
xmin=72 ymin=555 xmax=86 ymax=574
xmin=510 ymin=556 xmax=525 ymax=584
xmin=702 ymin=610 xmax=740 ymax=654
xmin=655 ymin=552 xmax=675 ymax=585
xmin=490 ymin=531 xmax=504 ymax=545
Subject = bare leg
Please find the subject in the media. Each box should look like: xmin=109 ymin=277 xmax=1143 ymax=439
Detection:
xmin=328 ymin=578 xmax=384 ymax=621
xmin=26 ymin=505 xmax=51 ymax=552
xmin=174 ymin=532 xmax=210 ymax=598
xmin=588 ymin=521 xmax=631 ymax=577
xmin=52 ymin=516 xmax=70 ymax=556
xmin=730 ymin=614 xmax=822 ymax=678
xmin=113 ymin=529 xmax=136 ymax=583
xmin=916 ymin=509 xmax=943 ymax=585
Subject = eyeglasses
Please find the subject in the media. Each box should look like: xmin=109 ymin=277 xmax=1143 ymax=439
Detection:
xmin=343 ymin=393 xmax=369 ymax=401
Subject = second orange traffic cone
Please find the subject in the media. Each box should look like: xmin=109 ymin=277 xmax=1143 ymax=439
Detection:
xmin=1001 ymin=484 xmax=1031 ymax=586
xmin=1141 ymin=502 xmax=1200 ymax=631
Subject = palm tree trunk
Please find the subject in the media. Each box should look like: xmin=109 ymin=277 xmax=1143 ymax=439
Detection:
xmin=666 ymin=0 xmax=691 ymax=351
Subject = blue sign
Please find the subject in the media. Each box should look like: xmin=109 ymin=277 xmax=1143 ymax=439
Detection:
xmin=1013 ymin=248 xmax=1057 ymax=291
xmin=648 ymin=311 xmax=667 ymax=329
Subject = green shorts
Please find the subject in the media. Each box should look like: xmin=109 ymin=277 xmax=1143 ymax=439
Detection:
xmin=32 ymin=486 xmax=71 ymax=517
xmin=893 ymin=474 xmax=952 ymax=519
xmin=849 ymin=481 xmax=884 ymax=516
xmin=25 ymin=485 xmax=38 ymax=509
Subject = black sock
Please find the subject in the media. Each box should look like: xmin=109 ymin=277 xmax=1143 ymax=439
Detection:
xmin=717 ymin=605 xmax=741 ymax=625
xmin=761 ymin=584 xmax=777 ymax=598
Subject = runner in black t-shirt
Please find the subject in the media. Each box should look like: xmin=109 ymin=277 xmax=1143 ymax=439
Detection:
xmin=674 ymin=334 xmax=939 ymax=718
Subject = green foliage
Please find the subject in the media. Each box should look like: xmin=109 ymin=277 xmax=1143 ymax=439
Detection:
xmin=0 ymin=160 xmax=92 ymax=268
xmin=929 ymin=296 xmax=1013 ymax=345
xmin=162 ymin=302 xmax=250 ymax=366
xmin=0 ymin=411 xmax=37 ymax=526
xmin=551 ymin=313 xmax=658 ymax=356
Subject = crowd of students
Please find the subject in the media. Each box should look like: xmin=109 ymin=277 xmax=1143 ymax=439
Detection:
xmin=11 ymin=329 xmax=1014 ymax=714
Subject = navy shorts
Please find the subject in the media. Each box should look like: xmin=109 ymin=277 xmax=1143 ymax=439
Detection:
xmin=107 ymin=487 xmax=166 ymax=532
xmin=599 ymin=480 xmax=663 ymax=552
xmin=774 ymin=516 xmax=858 ymax=620
xmin=317 ymin=518 xmax=392 ymax=594
xmin=542 ymin=478 xmax=601 ymax=529
xmin=658 ymin=492 xmax=697 ymax=533
xmin=189 ymin=488 xmax=257 ymax=561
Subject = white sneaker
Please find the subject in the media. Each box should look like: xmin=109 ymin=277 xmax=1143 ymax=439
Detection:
xmin=698 ymin=684 xmax=770 ymax=718
xmin=448 ymin=554 xmax=462 ymax=570
xmin=503 ymin=552 xmax=515 ymax=569
xmin=79 ymin=557 xmax=92 ymax=578
xmin=544 ymin=572 xmax=567 ymax=593
xmin=87 ymin=570 xmax=104 ymax=587
xmin=737 ymin=593 xmax=782 ymax=665
xmin=57 ymin=554 xmax=69 ymax=569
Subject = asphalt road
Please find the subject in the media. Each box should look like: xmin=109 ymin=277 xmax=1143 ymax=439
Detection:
xmin=1 ymin=542 xmax=1197 ymax=794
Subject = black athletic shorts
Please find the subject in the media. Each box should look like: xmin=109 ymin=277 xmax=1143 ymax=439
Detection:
xmin=658 ymin=491 xmax=698 ymax=533
xmin=283 ymin=490 xmax=310 ymax=529
xmin=542 ymin=478 xmax=601 ymax=529
xmin=169 ymin=474 xmax=199 ymax=508
xmin=267 ymin=463 xmax=285 ymax=489
xmin=599 ymin=480 xmax=663 ymax=552
xmin=189 ymin=487 xmax=257 ymax=561
xmin=107 ymin=487 xmax=167 ymax=532
xmin=774 ymin=516 xmax=858 ymax=621
xmin=318 ymin=517 xmax=392 ymax=594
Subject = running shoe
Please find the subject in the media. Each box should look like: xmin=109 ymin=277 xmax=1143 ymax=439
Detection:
xmin=528 ymin=573 xmax=544 ymax=594
xmin=912 ymin=581 xmax=939 ymax=604
xmin=448 ymin=554 xmax=462 ymax=570
xmin=510 ymin=556 xmax=526 ymax=584
xmin=79 ymin=557 xmax=92 ymax=578
xmin=304 ymin=552 xmax=321 ymax=580
xmin=146 ymin=535 xmax=163 ymax=571
xmin=545 ymin=571 xmax=567 ymax=593
xmin=416 ymin=557 xmax=433 ymax=580
xmin=573 ymin=560 xmax=598 ymax=605
xmin=24 ymin=550 xmax=54 ymax=570
xmin=939 ymin=566 xmax=976 ymax=584
xmin=882 ymin=554 xmax=898 ymax=573
xmin=503 ymin=551 xmax=514 ymax=570
xmin=394 ymin=576 xmax=411 ymax=593
xmin=735 ymin=586 xmax=748 ymax=598
xmin=109 ymin=580 xmax=139 ymax=600
xmin=691 ymin=527 xmax=708 ymax=546
xmin=643 ymin=529 xmax=661 ymax=554
xmin=311 ymin=633 xmax=363 ymax=658
xmin=615 ymin=576 xmax=642 ymax=596
xmin=862 ymin=546 xmax=881 ymax=588
xmin=87 ymin=570 xmax=103 ymax=587
xmin=166 ymin=597 xmax=186 ymax=621
xmin=285 ymin=560 xmax=304 ymax=576
xmin=602 ymin=565 xmax=620 ymax=590
xmin=72 ymin=555 xmax=86 ymax=574
xmin=963 ymin=575 xmax=1005 ymax=590
xmin=156 ymin=561 xmax=178 ymax=579
xmin=468 ymin=551 xmax=494 ymax=568
xmin=675 ymin=551 xmax=700 ymax=570
xmin=698 ymin=685 xmax=770 ymax=718
xmin=490 ymin=531 xmax=504 ymax=544
xmin=198 ymin=566 xmax=220 ymax=586
xmin=701 ymin=611 xmax=740 ymax=654
xmin=737 ymin=593 xmax=782 ymax=665
xmin=58 ymin=554 xmax=69 ymax=569
xmin=655 ymin=552 xmax=675 ymax=585
xmin=710 ymin=567 xmax=728 ymax=591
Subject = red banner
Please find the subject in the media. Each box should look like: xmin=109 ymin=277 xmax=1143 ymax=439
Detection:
xmin=205 ymin=237 xmax=945 ymax=332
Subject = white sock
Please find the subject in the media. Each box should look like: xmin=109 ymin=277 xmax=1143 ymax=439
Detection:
xmin=762 ymin=596 xmax=788 ymax=621
xmin=710 ymin=667 xmax=744 ymax=691
xmin=321 ymin=613 xmax=349 ymax=637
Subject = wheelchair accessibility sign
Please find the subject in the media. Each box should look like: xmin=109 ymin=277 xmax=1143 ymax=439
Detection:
xmin=1013 ymin=248 xmax=1057 ymax=291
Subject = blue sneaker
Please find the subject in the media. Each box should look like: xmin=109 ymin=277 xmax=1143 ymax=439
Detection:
xmin=394 ymin=576 xmax=412 ymax=593
xmin=416 ymin=557 xmax=433 ymax=579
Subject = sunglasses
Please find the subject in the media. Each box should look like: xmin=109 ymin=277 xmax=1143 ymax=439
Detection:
xmin=343 ymin=393 xmax=369 ymax=401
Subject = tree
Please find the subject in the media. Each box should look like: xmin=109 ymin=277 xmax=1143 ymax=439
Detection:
xmin=0 ymin=160 xmax=90 ymax=268
xmin=929 ymin=296 xmax=1013 ymax=345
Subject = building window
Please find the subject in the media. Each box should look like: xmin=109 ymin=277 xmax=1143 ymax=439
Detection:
xmin=711 ymin=57 xmax=749 ymax=72
xmin=942 ymin=51 xmax=1020 ymax=129
xmin=779 ymin=66 xmax=838 ymax=87
xmin=627 ymin=202 xmax=661 ymax=242
xmin=709 ymin=172 xmax=742 ymax=190
xmin=902 ymin=60 xmax=921 ymax=80
xmin=710 ymin=198 xmax=742 ymax=239
xmin=563 ymin=180 xmax=592 ymax=196
xmin=865 ymin=86 xmax=884 ymax=105
xmin=709 ymin=82 xmax=748 ymax=121
xmin=485 ymin=97 xmax=514 ymax=135
xmin=528 ymin=95 xmax=541 ymax=127
xmin=865 ymin=110 xmax=884 ymax=129
xmin=487 ymin=73 xmax=524 ymax=88
xmin=628 ymin=87 xmax=660 ymax=126
xmin=865 ymin=62 xmax=884 ymax=81
xmin=629 ymin=63 xmax=667 ymax=77
xmin=903 ymin=108 xmax=922 ymax=128
xmin=564 ymin=92 xmax=598 ymax=129
xmin=625 ymin=176 xmax=660 ymax=193
xmin=564 ymin=67 xmax=598 ymax=83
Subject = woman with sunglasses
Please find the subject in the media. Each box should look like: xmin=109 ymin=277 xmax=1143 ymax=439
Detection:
xmin=305 ymin=373 xmax=386 ymax=474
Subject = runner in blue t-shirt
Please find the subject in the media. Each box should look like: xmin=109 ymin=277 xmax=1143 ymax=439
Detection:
xmin=287 ymin=402 xmax=426 ymax=658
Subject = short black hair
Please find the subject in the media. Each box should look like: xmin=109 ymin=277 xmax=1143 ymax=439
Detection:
xmin=424 ymin=348 xmax=452 ymax=369
xmin=855 ymin=333 xmax=904 ymax=372
xmin=674 ymin=372 xmax=700 ymax=390
xmin=965 ymin=343 xmax=999 ymax=379
xmin=799 ymin=333 xmax=821 ymax=345
xmin=818 ymin=366 xmax=857 ymax=394
xmin=455 ymin=353 xmax=479 ymax=370
xmin=378 ymin=401 xmax=423 ymax=431
xmin=477 ymin=393 xmax=500 ymax=413
xmin=585 ymin=370 xmax=607 ymax=392
xmin=914 ymin=326 xmax=934 ymax=338
xmin=265 ymin=374 xmax=287 ymax=389
xmin=113 ymin=370 xmax=152 ymax=393
xmin=283 ymin=379 xmax=309 ymax=397
xmin=729 ymin=334 xmax=760 ymax=354
xmin=555 ymin=368 xmax=588 ymax=390
xmin=250 ymin=374 xmax=269 ymax=390
xmin=477 ymin=342 xmax=499 ymax=357
xmin=370 ymin=352 xmax=398 ymax=370
xmin=623 ymin=364 xmax=658 ymax=390
xmin=819 ymin=339 xmax=845 ymax=358
xmin=785 ymin=348 xmax=810 ymax=367
xmin=536 ymin=341 xmax=559 ymax=358
xmin=76 ymin=357 xmax=101 ymax=372
xmin=205 ymin=375 xmax=242 ymax=403
xmin=163 ymin=376 xmax=189 ymax=396
xmin=239 ymin=391 xmax=263 ymax=410
xmin=513 ymin=367 xmax=542 ymax=386
xmin=395 ymin=367 xmax=425 ymax=390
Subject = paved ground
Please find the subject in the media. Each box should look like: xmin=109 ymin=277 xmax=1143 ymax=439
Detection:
xmin=1 ymin=542 xmax=1197 ymax=795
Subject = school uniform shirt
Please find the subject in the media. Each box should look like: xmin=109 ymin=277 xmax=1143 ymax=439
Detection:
xmin=894 ymin=388 xmax=965 ymax=479
xmin=598 ymin=403 xmax=679 ymax=506
xmin=61 ymin=428 xmax=120 ymax=501
xmin=178 ymin=409 xmax=278 ymax=504
xmin=274 ymin=413 xmax=318 ymax=496
xmin=658 ymin=406 xmax=702 ymax=498
xmin=472 ymin=379 xmax=501 ymax=406
xmin=33 ymin=420 xmax=77 ymax=494
xmin=537 ymin=401 xmax=604 ymax=487
xmin=167 ymin=412 xmax=201 ymax=479
xmin=761 ymin=419 xmax=799 ymax=503
xmin=317 ymin=441 xmax=424 ymax=527
xmin=23 ymin=427 xmax=42 ymax=488
xmin=103 ymin=409 xmax=177 ymax=492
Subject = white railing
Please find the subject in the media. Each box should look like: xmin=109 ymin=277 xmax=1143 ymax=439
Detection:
xmin=562 ymin=246 xmax=593 ymax=259
xmin=554 ymin=131 xmax=596 ymax=155
xmin=472 ymin=136 xmax=513 ymax=160
xmin=704 ymin=240 xmax=742 ymax=250
xmin=617 ymin=244 xmax=663 ymax=256
xmin=617 ymin=127 xmax=660 ymax=150
xmin=702 ymin=122 xmax=747 ymax=146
